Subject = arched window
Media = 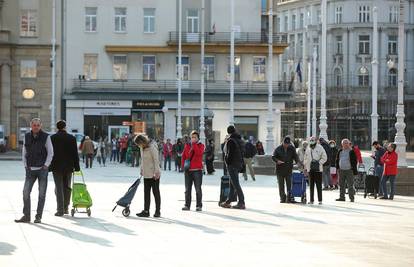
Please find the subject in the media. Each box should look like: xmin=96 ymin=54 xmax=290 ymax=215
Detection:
xmin=358 ymin=66 xmax=369 ymax=86
xmin=388 ymin=68 xmax=397 ymax=87
xmin=334 ymin=68 xmax=342 ymax=87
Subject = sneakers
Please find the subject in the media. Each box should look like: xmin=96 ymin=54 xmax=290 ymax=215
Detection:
xmin=336 ymin=198 xmax=346 ymax=202
xmin=34 ymin=215 xmax=42 ymax=224
xmin=136 ymin=210 xmax=150 ymax=217
xmin=182 ymin=206 xmax=190 ymax=211
xmin=219 ymin=202 xmax=232 ymax=209
xmin=14 ymin=216 xmax=30 ymax=223
xmin=231 ymin=203 xmax=246 ymax=210
xmin=196 ymin=207 xmax=202 ymax=212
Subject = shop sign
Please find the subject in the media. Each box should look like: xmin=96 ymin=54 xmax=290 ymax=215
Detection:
xmin=132 ymin=100 xmax=164 ymax=110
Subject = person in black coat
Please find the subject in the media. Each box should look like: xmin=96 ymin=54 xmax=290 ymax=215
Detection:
xmin=49 ymin=120 xmax=80 ymax=216
xmin=205 ymin=139 xmax=215 ymax=174
xmin=272 ymin=136 xmax=299 ymax=203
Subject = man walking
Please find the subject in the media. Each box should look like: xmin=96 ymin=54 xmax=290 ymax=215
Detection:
xmin=336 ymin=139 xmax=358 ymax=202
xmin=243 ymin=138 xmax=257 ymax=181
xmin=15 ymin=118 xmax=54 ymax=224
xmin=272 ymin=136 xmax=299 ymax=203
xmin=82 ymin=136 xmax=95 ymax=168
xmin=49 ymin=120 xmax=80 ymax=216
xmin=163 ymin=138 xmax=173 ymax=171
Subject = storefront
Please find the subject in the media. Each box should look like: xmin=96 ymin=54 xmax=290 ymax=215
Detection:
xmin=131 ymin=100 xmax=165 ymax=141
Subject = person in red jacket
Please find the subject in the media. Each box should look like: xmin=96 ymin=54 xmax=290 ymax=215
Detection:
xmin=181 ymin=130 xmax=205 ymax=211
xmin=163 ymin=139 xmax=173 ymax=171
xmin=351 ymin=143 xmax=363 ymax=165
xmin=380 ymin=143 xmax=398 ymax=200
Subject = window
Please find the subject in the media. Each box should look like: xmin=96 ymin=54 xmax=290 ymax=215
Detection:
xmin=20 ymin=60 xmax=37 ymax=78
xmin=334 ymin=68 xmax=342 ymax=87
xmin=253 ymin=56 xmax=266 ymax=82
xmin=291 ymin=14 xmax=296 ymax=30
xmin=227 ymin=56 xmax=241 ymax=81
xmin=284 ymin=16 xmax=288 ymax=32
xmin=277 ymin=17 xmax=281 ymax=32
xmin=143 ymin=55 xmax=156 ymax=81
xmin=335 ymin=35 xmax=343 ymax=54
xmin=176 ymin=56 xmax=190 ymax=81
xmin=389 ymin=6 xmax=398 ymax=23
xmin=187 ymin=9 xmax=199 ymax=33
xmin=114 ymin=8 xmax=127 ymax=32
xmin=359 ymin=5 xmax=370 ymax=23
xmin=234 ymin=116 xmax=259 ymax=140
xmin=144 ymin=8 xmax=155 ymax=33
xmin=85 ymin=7 xmax=97 ymax=32
xmin=358 ymin=66 xmax=369 ymax=86
xmin=388 ymin=35 xmax=397 ymax=55
xmin=20 ymin=10 xmax=37 ymax=37
xmin=388 ymin=68 xmax=397 ymax=87
xmin=261 ymin=0 xmax=268 ymax=13
xmin=335 ymin=6 xmax=342 ymax=24
xmin=204 ymin=56 xmax=215 ymax=81
xmin=358 ymin=35 xmax=370 ymax=54
xmin=299 ymin=13 xmax=304 ymax=29
xmin=317 ymin=10 xmax=321 ymax=24
xmin=83 ymin=54 xmax=98 ymax=80
xmin=113 ymin=55 xmax=127 ymax=80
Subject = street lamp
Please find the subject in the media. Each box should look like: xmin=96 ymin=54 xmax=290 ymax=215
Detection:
xmin=50 ymin=0 xmax=56 ymax=132
xmin=176 ymin=0 xmax=183 ymax=139
xmin=319 ymin=0 xmax=328 ymax=140
xmin=200 ymin=0 xmax=206 ymax=145
xmin=371 ymin=6 xmax=379 ymax=144
xmin=265 ymin=0 xmax=274 ymax=155
xmin=229 ymin=0 xmax=235 ymax=126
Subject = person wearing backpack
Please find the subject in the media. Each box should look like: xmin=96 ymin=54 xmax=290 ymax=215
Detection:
xmin=272 ymin=136 xmax=299 ymax=203
xmin=181 ymin=131 xmax=205 ymax=211
xmin=243 ymin=138 xmax=257 ymax=181
xmin=220 ymin=125 xmax=246 ymax=210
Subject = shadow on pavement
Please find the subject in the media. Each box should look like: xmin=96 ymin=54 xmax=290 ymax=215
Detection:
xmin=32 ymin=223 xmax=113 ymax=247
xmin=64 ymin=216 xmax=136 ymax=236
xmin=305 ymin=203 xmax=399 ymax=216
xmin=200 ymin=210 xmax=280 ymax=227
xmin=0 ymin=242 xmax=16 ymax=255
xmin=245 ymin=208 xmax=327 ymax=224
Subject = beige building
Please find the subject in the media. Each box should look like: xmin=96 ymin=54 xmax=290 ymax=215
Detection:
xmin=0 ymin=0 xmax=61 ymax=148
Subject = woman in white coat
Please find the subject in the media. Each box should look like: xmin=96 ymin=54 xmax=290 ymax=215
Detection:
xmin=304 ymin=136 xmax=327 ymax=204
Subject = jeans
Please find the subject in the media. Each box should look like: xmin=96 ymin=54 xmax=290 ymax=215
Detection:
xmin=227 ymin=166 xmax=245 ymax=205
xmin=381 ymin=175 xmax=396 ymax=199
xmin=184 ymin=170 xmax=203 ymax=208
xmin=243 ymin=157 xmax=255 ymax=180
xmin=143 ymin=178 xmax=161 ymax=212
xmin=85 ymin=154 xmax=93 ymax=168
xmin=322 ymin=165 xmax=331 ymax=188
xmin=339 ymin=169 xmax=355 ymax=200
xmin=277 ymin=173 xmax=292 ymax=201
xmin=175 ymin=156 xmax=182 ymax=172
xmin=23 ymin=168 xmax=48 ymax=218
xmin=375 ymin=165 xmax=384 ymax=194
xmin=97 ymin=155 xmax=106 ymax=166
xmin=309 ymin=171 xmax=323 ymax=202
xmin=164 ymin=155 xmax=171 ymax=171
xmin=53 ymin=171 xmax=72 ymax=213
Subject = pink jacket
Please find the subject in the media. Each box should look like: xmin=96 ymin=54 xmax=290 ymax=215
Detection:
xmin=163 ymin=143 xmax=173 ymax=158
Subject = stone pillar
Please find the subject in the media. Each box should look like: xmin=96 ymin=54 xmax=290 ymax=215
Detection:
xmin=0 ymin=64 xmax=11 ymax=136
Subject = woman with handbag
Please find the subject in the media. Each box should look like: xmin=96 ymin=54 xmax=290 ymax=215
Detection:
xmin=134 ymin=134 xmax=161 ymax=218
xmin=181 ymin=131 xmax=205 ymax=211
xmin=304 ymin=136 xmax=327 ymax=205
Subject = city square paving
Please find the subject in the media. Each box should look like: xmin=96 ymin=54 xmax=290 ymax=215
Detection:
xmin=0 ymin=160 xmax=413 ymax=267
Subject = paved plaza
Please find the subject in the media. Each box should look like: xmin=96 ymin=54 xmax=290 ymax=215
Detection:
xmin=1 ymin=160 xmax=414 ymax=267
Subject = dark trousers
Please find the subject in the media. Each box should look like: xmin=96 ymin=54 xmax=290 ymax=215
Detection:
xmin=184 ymin=170 xmax=203 ymax=208
xmin=309 ymin=171 xmax=323 ymax=202
xmin=339 ymin=169 xmax=355 ymax=200
xmin=143 ymin=178 xmax=161 ymax=212
xmin=227 ymin=166 xmax=245 ymax=205
xmin=277 ymin=172 xmax=292 ymax=201
xmin=206 ymin=159 xmax=215 ymax=174
xmin=23 ymin=168 xmax=48 ymax=218
xmin=85 ymin=154 xmax=93 ymax=168
xmin=131 ymin=151 xmax=139 ymax=167
xmin=53 ymin=171 xmax=72 ymax=213
xmin=164 ymin=155 xmax=171 ymax=170
xmin=120 ymin=149 xmax=127 ymax=163
xmin=175 ymin=156 xmax=182 ymax=171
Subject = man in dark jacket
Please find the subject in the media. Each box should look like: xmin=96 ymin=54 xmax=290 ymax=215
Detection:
xmin=371 ymin=141 xmax=386 ymax=195
xmin=335 ymin=138 xmax=358 ymax=202
xmin=243 ymin=138 xmax=257 ymax=181
xmin=49 ymin=120 xmax=80 ymax=216
xmin=220 ymin=125 xmax=246 ymax=209
xmin=319 ymin=137 xmax=332 ymax=190
xmin=272 ymin=136 xmax=299 ymax=203
xmin=15 ymin=118 xmax=54 ymax=224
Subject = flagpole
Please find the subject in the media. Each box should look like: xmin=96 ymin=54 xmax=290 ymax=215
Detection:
xmin=306 ymin=62 xmax=311 ymax=139
xmin=312 ymin=47 xmax=317 ymax=137
xmin=229 ymin=0 xmax=235 ymax=126
xmin=176 ymin=0 xmax=183 ymax=139
xmin=200 ymin=0 xmax=206 ymax=144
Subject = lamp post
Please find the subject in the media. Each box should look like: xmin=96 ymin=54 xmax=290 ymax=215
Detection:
xmin=265 ymin=0 xmax=274 ymax=155
xmin=306 ymin=62 xmax=311 ymax=139
xmin=371 ymin=6 xmax=379 ymax=144
xmin=312 ymin=47 xmax=317 ymax=137
xmin=229 ymin=0 xmax=235 ymax=126
xmin=319 ymin=0 xmax=328 ymax=140
xmin=176 ymin=0 xmax=183 ymax=139
xmin=395 ymin=0 xmax=407 ymax=167
xmin=200 ymin=0 xmax=206 ymax=144
xmin=50 ymin=0 xmax=56 ymax=132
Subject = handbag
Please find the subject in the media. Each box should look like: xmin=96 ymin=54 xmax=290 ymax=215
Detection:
xmin=330 ymin=167 xmax=337 ymax=175
xmin=310 ymin=149 xmax=320 ymax=172
xmin=184 ymin=145 xmax=195 ymax=172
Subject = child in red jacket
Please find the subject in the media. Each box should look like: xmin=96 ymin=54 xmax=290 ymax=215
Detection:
xmin=380 ymin=143 xmax=398 ymax=200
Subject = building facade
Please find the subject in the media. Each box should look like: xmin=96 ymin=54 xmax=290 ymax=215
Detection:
xmin=62 ymin=0 xmax=290 ymax=150
xmin=0 ymin=0 xmax=61 ymax=148
xmin=276 ymin=0 xmax=414 ymax=150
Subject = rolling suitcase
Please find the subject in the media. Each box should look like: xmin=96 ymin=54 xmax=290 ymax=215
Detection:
xmin=364 ymin=167 xmax=380 ymax=199
xmin=291 ymin=171 xmax=307 ymax=204
xmin=219 ymin=175 xmax=237 ymax=205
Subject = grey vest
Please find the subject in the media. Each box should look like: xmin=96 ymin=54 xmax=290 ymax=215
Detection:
xmin=25 ymin=130 xmax=48 ymax=168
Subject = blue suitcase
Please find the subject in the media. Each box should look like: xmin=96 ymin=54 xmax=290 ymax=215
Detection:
xmin=291 ymin=171 xmax=307 ymax=204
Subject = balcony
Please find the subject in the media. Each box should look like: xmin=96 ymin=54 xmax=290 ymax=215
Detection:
xmin=69 ymin=79 xmax=292 ymax=96
xmin=168 ymin=31 xmax=288 ymax=45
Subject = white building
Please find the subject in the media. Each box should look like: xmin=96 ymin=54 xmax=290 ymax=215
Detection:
xmin=276 ymin=0 xmax=414 ymax=150
xmin=62 ymin=0 xmax=290 ymax=150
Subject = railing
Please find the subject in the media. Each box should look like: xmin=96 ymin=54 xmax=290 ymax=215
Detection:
xmin=168 ymin=31 xmax=288 ymax=45
xmin=70 ymin=79 xmax=292 ymax=95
